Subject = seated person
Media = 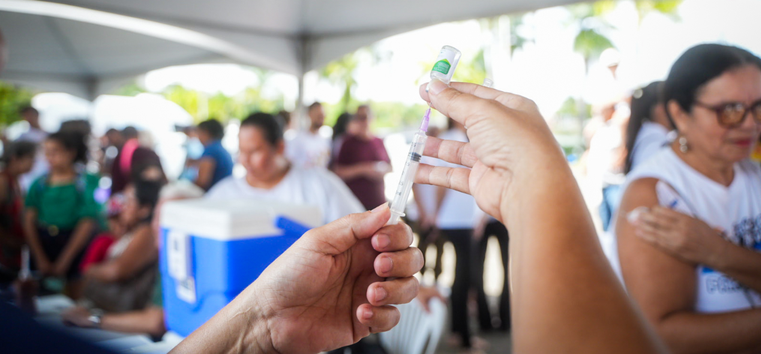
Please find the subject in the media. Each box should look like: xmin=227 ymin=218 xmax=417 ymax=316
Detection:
xmin=206 ymin=112 xmax=364 ymax=224
xmin=61 ymin=182 xmax=202 ymax=338
xmin=64 ymin=178 xmax=163 ymax=315
xmin=78 ymin=197 xmax=127 ymax=274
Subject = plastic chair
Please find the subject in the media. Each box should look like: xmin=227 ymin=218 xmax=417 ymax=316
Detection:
xmin=379 ymin=297 xmax=447 ymax=354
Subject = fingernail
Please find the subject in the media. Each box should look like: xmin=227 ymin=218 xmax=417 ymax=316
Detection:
xmin=379 ymin=256 xmax=393 ymax=274
xmin=371 ymin=203 xmax=388 ymax=213
xmin=374 ymin=287 xmax=387 ymax=302
xmin=362 ymin=308 xmax=374 ymax=320
xmin=428 ymin=79 xmax=447 ymax=95
xmin=374 ymin=234 xmax=390 ymax=249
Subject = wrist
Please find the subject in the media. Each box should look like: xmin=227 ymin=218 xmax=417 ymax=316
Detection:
xmin=227 ymin=287 xmax=275 ymax=354
xmin=708 ymin=237 xmax=731 ymax=271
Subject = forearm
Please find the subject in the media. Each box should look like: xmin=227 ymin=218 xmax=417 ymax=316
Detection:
xmin=171 ymin=285 xmax=272 ymax=354
xmin=657 ymin=309 xmax=761 ymax=354
xmin=102 ymin=307 xmax=166 ymax=337
xmin=57 ymin=219 xmax=95 ymax=267
xmin=711 ymin=242 xmax=761 ymax=293
xmin=505 ymin=158 xmax=665 ymax=353
xmin=194 ymin=159 xmax=215 ymax=190
xmin=333 ymin=164 xmax=367 ymax=180
xmin=23 ymin=213 xmax=46 ymax=262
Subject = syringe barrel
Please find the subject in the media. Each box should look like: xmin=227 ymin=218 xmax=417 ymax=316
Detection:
xmin=388 ymin=131 xmax=428 ymax=225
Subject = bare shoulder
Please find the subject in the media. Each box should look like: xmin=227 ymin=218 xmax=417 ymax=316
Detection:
xmin=616 ymin=177 xmax=696 ymax=319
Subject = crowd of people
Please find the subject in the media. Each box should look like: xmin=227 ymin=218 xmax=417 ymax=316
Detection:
xmin=1 ymin=21 xmax=761 ymax=354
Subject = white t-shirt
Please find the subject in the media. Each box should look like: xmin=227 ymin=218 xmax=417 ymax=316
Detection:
xmin=206 ymin=167 xmax=364 ymax=225
xmin=16 ymin=129 xmax=49 ymax=193
xmin=17 ymin=128 xmax=48 ymax=144
xmin=621 ymin=148 xmax=761 ymax=313
xmin=630 ymin=121 xmax=670 ymax=171
xmin=285 ymin=130 xmax=331 ymax=169
xmin=433 ymin=129 xmax=483 ymax=229
xmin=406 ymin=156 xmax=437 ymax=222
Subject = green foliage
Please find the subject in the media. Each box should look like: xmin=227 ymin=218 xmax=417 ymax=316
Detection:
xmin=367 ymin=102 xmax=430 ymax=130
xmin=453 ymin=49 xmax=487 ymax=85
xmin=556 ymin=96 xmax=593 ymax=119
xmin=557 ymin=96 xmax=580 ymax=118
xmin=573 ymin=28 xmax=614 ymax=60
xmin=160 ymin=84 xmax=284 ymax=124
xmin=636 ymin=0 xmax=682 ymax=23
xmin=509 ymin=14 xmax=531 ymax=53
xmin=0 ymin=81 xmax=35 ymax=126
xmin=320 ymin=51 xmax=361 ymax=112
xmin=114 ymin=81 xmax=147 ymax=96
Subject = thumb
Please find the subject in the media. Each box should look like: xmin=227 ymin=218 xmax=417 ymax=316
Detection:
xmin=301 ymin=203 xmax=390 ymax=255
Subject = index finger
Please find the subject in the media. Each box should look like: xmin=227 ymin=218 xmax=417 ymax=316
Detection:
xmin=651 ymin=206 xmax=687 ymax=221
xmin=419 ymin=81 xmax=537 ymax=115
xmin=423 ymin=136 xmax=477 ymax=168
xmin=372 ymin=222 xmax=414 ymax=252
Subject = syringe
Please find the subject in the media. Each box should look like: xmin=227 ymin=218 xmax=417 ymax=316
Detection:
xmin=387 ymin=109 xmax=431 ymax=225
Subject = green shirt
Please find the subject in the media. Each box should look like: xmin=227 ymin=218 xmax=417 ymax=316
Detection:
xmin=25 ymin=173 xmax=102 ymax=230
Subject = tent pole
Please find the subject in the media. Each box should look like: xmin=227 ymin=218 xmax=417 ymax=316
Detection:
xmin=295 ymin=72 xmax=305 ymax=130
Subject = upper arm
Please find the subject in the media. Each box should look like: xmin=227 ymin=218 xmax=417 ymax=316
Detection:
xmin=107 ymin=225 xmax=158 ymax=281
xmin=377 ymin=140 xmax=391 ymax=163
xmin=617 ymin=178 xmax=696 ymax=325
xmin=196 ymin=158 xmax=216 ymax=187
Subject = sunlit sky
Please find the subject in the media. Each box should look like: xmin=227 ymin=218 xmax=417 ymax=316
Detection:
xmin=139 ymin=0 xmax=761 ymax=119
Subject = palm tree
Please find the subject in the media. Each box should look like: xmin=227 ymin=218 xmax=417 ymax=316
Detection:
xmin=568 ymin=1 xmax=616 ymax=139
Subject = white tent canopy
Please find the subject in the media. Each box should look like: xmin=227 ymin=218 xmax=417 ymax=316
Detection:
xmin=0 ymin=0 xmax=580 ymax=100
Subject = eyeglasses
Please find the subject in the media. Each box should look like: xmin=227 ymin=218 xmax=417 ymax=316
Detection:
xmin=693 ymin=99 xmax=761 ymax=128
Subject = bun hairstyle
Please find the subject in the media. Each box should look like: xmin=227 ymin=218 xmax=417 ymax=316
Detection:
xmin=663 ymin=44 xmax=761 ymax=128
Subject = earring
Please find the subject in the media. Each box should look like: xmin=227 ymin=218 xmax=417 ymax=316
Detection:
xmin=678 ymin=136 xmax=689 ymax=153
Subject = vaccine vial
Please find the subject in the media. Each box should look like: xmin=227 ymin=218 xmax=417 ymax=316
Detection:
xmin=430 ymin=45 xmax=461 ymax=85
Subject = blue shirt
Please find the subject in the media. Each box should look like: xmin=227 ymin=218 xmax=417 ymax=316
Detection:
xmin=200 ymin=140 xmax=234 ymax=190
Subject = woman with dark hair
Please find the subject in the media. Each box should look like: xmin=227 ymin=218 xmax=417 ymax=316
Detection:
xmin=623 ymin=81 xmax=673 ymax=174
xmin=0 ymin=141 xmax=36 ymax=281
xmin=617 ymin=44 xmax=761 ymax=353
xmin=329 ymin=112 xmax=354 ymax=169
xmin=67 ymin=177 xmax=163 ymax=314
xmin=23 ymin=131 xmax=101 ymax=299
xmin=193 ymin=119 xmax=233 ymax=191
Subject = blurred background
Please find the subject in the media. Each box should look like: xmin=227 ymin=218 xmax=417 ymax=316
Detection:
xmin=1 ymin=1 xmax=760 ymax=352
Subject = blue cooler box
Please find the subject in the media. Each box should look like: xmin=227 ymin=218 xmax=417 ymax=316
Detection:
xmin=159 ymin=199 xmax=321 ymax=337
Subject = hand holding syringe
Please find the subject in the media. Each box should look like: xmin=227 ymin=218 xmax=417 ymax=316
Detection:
xmin=387 ymin=45 xmax=461 ymax=225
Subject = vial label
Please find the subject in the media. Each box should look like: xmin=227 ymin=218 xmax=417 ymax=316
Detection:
xmin=432 ymin=59 xmax=451 ymax=75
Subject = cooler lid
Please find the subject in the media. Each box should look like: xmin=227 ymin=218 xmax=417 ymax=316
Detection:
xmin=159 ymin=199 xmax=322 ymax=240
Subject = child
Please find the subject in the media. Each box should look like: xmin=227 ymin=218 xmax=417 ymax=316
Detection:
xmin=23 ymin=131 xmax=101 ymax=299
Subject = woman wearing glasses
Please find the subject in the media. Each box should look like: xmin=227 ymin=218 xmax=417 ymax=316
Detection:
xmin=617 ymin=43 xmax=761 ymax=353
